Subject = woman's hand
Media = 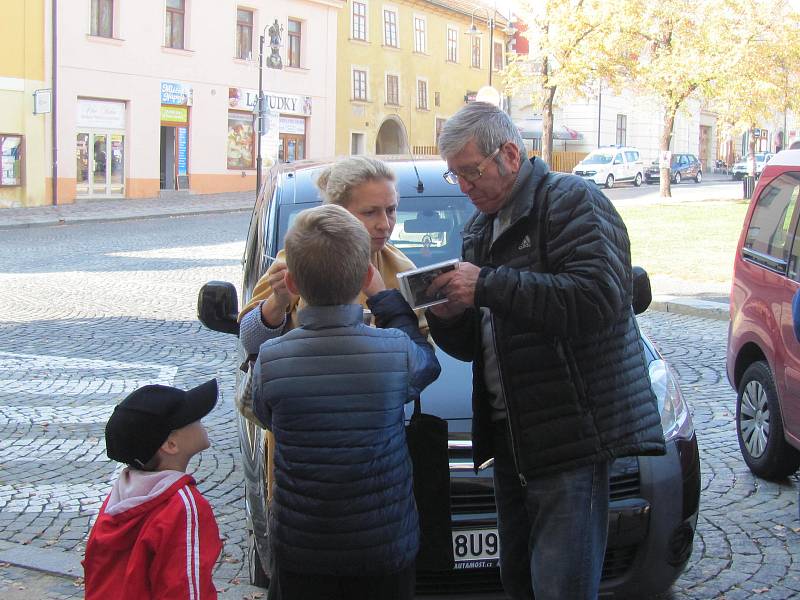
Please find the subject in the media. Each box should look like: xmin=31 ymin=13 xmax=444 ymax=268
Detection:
xmin=362 ymin=263 xmax=387 ymax=298
xmin=260 ymin=262 xmax=298 ymax=327
xmin=268 ymin=262 xmax=297 ymax=307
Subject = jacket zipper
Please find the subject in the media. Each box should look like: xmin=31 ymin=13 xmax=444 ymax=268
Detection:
xmin=489 ymin=312 xmax=527 ymax=488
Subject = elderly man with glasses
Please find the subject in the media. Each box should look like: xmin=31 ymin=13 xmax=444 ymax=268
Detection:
xmin=426 ymin=102 xmax=665 ymax=600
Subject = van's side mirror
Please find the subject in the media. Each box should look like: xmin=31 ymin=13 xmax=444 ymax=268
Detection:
xmin=198 ymin=281 xmax=240 ymax=335
xmin=792 ymin=289 xmax=800 ymax=343
xmin=632 ymin=266 xmax=652 ymax=315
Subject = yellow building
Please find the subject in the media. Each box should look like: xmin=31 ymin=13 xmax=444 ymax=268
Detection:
xmin=0 ymin=0 xmax=47 ymax=207
xmin=335 ymin=0 xmax=511 ymax=156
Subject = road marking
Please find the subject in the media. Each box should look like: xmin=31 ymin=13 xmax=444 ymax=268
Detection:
xmin=0 ymin=405 xmax=115 ymax=424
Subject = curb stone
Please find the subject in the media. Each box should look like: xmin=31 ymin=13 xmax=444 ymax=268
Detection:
xmin=649 ymin=296 xmax=729 ymax=321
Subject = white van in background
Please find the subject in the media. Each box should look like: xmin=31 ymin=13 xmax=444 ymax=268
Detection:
xmin=572 ymin=146 xmax=645 ymax=188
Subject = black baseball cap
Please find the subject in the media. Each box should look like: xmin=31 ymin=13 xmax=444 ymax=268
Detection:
xmin=105 ymin=379 xmax=218 ymax=469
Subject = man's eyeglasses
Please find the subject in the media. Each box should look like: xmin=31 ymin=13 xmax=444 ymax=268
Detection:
xmin=443 ymin=146 xmax=502 ymax=185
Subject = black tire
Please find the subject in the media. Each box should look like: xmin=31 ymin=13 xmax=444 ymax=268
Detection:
xmin=248 ymin=529 xmax=271 ymax=588
xmin=695 ymin=171 xmax=702 ymax=183
xmin=674 ymin=171 xmax=682 ymax=184
xmin=634 ymin=172 xmax=642 ymax=187
xmin=605 ymin=174 xmax=615 ymax=189
xmin=736 ymin=361 xmax=800 ymax=479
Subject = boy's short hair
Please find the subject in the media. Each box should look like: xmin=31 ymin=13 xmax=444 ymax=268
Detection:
xmin=284 ymin=204 xmax=370 ymax=306
xmin=105 ymin=379 xmax=218 ymax=470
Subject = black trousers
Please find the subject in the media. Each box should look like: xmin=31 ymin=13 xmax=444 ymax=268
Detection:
xmin=276 ymin=563 xmax=416 ymax=600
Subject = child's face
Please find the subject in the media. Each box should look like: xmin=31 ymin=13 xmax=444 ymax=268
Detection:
xmin=169 ymin=420 xmax=210 ymax=457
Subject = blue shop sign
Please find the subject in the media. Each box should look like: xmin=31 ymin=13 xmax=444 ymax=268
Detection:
xmin=161 ymin=81 xmax=193 ymax=106
xmin=177 ymin=127 xmax=188 ymax=176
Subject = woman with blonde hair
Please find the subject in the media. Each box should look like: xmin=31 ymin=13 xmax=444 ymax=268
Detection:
xmin=238 ymin=155 xmax=427 ymax=352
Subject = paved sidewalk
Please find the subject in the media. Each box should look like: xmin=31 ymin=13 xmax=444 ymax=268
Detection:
xmin=0 ymin=188 xmax=731 ymax=320
xmin=0 ymin=191 xmax=255 ymax=229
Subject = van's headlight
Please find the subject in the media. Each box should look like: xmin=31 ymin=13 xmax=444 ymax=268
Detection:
xmin=649 ymin=359 xmax=694 ymax=441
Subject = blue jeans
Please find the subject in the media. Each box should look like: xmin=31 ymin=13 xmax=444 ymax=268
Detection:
xmin=492 ymin=423 xmax=609 ymax=600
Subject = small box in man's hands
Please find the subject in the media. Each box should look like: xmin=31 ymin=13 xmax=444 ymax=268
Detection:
xmin=397 ymin=259 xmax=459 ymax=310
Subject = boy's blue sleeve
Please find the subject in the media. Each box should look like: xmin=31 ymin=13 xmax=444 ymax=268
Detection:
xmin=251 ymin=356 xmax=272 ymax=430
xmin=367 ymin=289 xmax=441 ymax=401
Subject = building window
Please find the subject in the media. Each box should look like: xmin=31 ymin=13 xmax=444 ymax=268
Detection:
xmin=386 ymin=74 xmax=399 ymax=105
xmin=471 ymin=36 xmax=481 ymax=68
xmin=236 ymin=9 xmax=253 ymax=60
xmin=0 ymin=134 xmax=23 ymax=186
xmin=383 ymin=9 xmax=398 ymax=47
xmin=165 ymin=0 xmax=185 ymax=49
xmin=227 ymin=112 xmax=255 ymax=169
xmin=351 ymin=132 xmax=366 ymax=155
xmin=414 ymin=16 xmax=426 ymax=53
xmin=287 ymin=19 xmax=301 ymax=68
xmin=91 ymin=0 xmax=114 ymax=38
xmin=353 ymin=69 xmax=368 ymax=101
xmin=447 ymin=27 xmax=458 ymax=62
xmin=493 ymin=41 xmax=503 ymax=70
xmin=352 ymin=1 xmax=367 ymax=41
xmin=417 ymin=79 xmax=428 ymax=110
xmin=616 ymin=114 xmax=627 ymax=146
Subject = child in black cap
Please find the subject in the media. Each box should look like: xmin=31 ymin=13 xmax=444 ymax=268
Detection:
xmin=83 ymin=379 xmax=223 ymax=600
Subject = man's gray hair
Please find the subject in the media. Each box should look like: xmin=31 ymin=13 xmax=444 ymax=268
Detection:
xmin=438 ymin=102 xmax=526 ymax=167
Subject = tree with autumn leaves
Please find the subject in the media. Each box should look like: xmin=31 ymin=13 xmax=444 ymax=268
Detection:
xmin=504 ymin=0 xmax=800 ymax=197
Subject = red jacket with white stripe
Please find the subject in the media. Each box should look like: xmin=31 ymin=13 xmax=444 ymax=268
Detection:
xmin=83 ymin=469 xmax=222 ymax=600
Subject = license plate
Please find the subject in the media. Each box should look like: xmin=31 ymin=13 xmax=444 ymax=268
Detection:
xmin=451 ymin=528 xmax=500 ymax=569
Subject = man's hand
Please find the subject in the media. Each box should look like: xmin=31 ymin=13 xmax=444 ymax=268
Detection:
xmin=426 ymin=262 xmax=481 ymax=318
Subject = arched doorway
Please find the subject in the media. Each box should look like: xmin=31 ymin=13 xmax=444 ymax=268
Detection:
xmin=375 ymin=117 xmax=409 ymax=155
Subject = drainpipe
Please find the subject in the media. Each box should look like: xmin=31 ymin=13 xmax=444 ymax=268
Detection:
xmin=51 ymin=0 xmax=57 ymax=205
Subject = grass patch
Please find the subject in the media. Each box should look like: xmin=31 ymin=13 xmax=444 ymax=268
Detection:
xmin=617 ymin=200 xmax=750 ymax=284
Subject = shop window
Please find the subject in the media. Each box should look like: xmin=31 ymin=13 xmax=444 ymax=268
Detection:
xmin=471 ymin=36 xmax=481 ymax=68
xmin=227 ymin=112 xmax=255 ymax=170
xmin=417 ymin=79 xmax=428 ymax=110
xmin=616 ymin=114 xmax=627 ymax=147
xmin=352 ymin=1 xmax=367 ymax=41
xmin=0 ymin=135 xmax=23 ymax=186
xmin=165 ymin=0 xmax=185 ymax=49
xmin=236 ymin=8 xmax=253 ymax=60
xmin=351 ymin=133 xmax=366 ymax=155
xmin=386 ymin=74 xmax=399 ymax=106
xmin=414 ymin=16 xmax=426 ymax=53
xmin=91 ymin=0 xmax=114 ymax=38
xmin=353 ymin=69 xmax=367 ymax=101
xmin=447 ymin=27 xmax=458 ymax=62
xmin=383 ymin=9 xmax=398 ymax=47
xmin=287 ymin=19 xmax=301 ymax=68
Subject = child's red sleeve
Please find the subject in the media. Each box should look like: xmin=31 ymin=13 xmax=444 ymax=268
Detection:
xmin=150 ymin=485 xmax=223 ymax=599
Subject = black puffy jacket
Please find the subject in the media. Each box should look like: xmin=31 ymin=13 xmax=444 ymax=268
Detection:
xmin=428 ymin=157 xmax=665 ymax=480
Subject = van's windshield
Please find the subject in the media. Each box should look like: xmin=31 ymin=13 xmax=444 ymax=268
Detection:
xmin=276 ymin=195 xmax=475 ymax=269
xmin=581 ymin=153 xmax=614 ymax=165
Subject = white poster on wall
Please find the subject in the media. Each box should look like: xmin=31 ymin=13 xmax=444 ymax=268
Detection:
xmin=77 ymin=100 xmax=126 ymax=129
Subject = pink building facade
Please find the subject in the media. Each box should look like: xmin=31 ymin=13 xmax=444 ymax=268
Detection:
xmin=49 ymin=0 xmax=342 ymax=203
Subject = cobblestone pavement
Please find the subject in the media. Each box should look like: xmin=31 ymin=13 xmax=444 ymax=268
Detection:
xmin=637 ymin=312 xmax=800 ymax=600
xmin=0 ymin=213 xmax=257 ymax=598
xmin=1 ymin=212 xmax=798 ymax=598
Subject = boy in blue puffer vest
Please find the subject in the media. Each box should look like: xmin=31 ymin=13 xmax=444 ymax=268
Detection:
xmin=252 ymin=203 xmax=441 ymax=600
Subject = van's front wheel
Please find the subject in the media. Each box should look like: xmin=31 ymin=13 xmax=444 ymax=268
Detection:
xmin=605 ymin=175 xmax=615 ymax=189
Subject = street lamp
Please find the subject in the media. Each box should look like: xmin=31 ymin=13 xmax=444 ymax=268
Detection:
xmin=464 ymin=7 xmax=516 ymax=88
xmin=255 ymin=21 xmax=283 ymax=200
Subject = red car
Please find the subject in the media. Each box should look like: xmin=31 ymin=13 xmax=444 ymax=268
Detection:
xmin=727 ymin=149 xmax=800 ymax=478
